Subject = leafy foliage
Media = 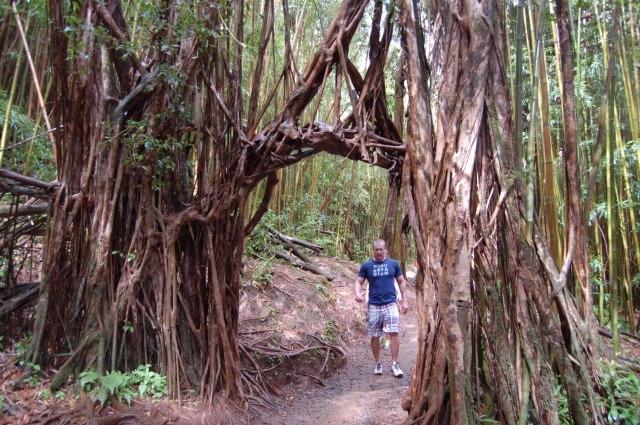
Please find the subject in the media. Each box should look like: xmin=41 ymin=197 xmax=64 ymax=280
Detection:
xmin=598 ymin=360 xmax=640 ymax=424
xmin=247 ymin=156 xmax=389 ymax=261
xmin=79 ymin=364 xmax=168 ymax=405
xmin=554 ymin=379 xmax=572 ymax=425
xmin=121 ymin=119 xmax=186 ymax=191
xmin=0 ymin=89 xmax=56 ymax=180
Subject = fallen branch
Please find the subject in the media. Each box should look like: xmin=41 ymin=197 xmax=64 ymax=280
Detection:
xmin=271 ymin=249 xmax=335 ymax=280
xmin=267 ymin=226 xmax=317 ymax=265
xmin=598 ymin=327 xmax=640 ymax=343
xmin=285 ymin=236 xmax=323 ymax=253
xmin=0 ymin=203 xmax=49 ymax=217
xmin=0 ymin=282 xmax=39 ymax=317
xmin=616 ymin=356 xmax=640 ymax=373
xmin=86 ymin=414 xmax=139 ymax=425
xmin=0 ymin=168 xmax=58 ymax=192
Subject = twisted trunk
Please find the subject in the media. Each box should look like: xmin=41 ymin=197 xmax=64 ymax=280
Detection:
xmin=400 ymin=0 xmax=602 ymax=423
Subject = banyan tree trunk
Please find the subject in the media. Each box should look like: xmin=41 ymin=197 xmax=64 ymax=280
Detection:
xmin=399 ymin=0 xmax=603 ymax=423
xmin=24 ymin=0 xmax=253 ymax=403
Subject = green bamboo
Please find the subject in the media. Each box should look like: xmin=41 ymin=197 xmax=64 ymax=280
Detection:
xmin=595 ymin=226 xmax=605 ymax=325
xmin=537 ymin=43 xmax=561 ymax=265
xmin=11 ymin=5 xmax=55 ymax=159
xmin=274 ymin=168 xmax=282 ymax=229
xmin=525 ymin=0 xmax=546 ymax=241
xmin=513 ymin=0 xmax=525 ymax=164
xmin=614 ymin=104 xmax=636 ymax=332
xmin=606 ymin=82 xmax=619 ymax=353
xmin=306 ymin=157 xmax=322 ymax=217
xmin=616 ymin=27 xmax=640 ymax=307
xmin=618 ymin=24 xmax=638 ymax=140
xmin=24 ymin=25 xmax=51 ymax=175
xmin=614 ymin=179 xmax=633 ymax=335
xmin=342 ymin=161 xmax=357 ymax=254
xmin=0 ymin=43 xmax=23 ymax=167
xmin=622 ymin=1 xmax=639 ymax=142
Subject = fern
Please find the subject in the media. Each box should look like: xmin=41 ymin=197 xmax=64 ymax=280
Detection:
xmin=101 ymin=371 xmax=129 ymax=393
xmin=79 ymin=365 xmax=167 ymax=406
xmin=79 ymin=370 xmax=101 ymax=389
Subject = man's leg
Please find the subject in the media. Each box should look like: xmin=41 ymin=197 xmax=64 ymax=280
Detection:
xmin=367 ymin=304 xmax=384 ymax=375
xmin=383 ymin=303 xmax=403 ymax=377
xmin=388 ymin=332 xmax=404 ymax=377
xmin=371 ymin=336 xmax=381 ymax=362
xmin=388 ymin=332 xmax=400 ymax=362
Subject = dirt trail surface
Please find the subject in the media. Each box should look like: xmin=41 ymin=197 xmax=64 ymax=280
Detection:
xmin=272 ymin=309 xmax=418 ymax=425
xmin=268 ymin=260 xmax=419 ymax=425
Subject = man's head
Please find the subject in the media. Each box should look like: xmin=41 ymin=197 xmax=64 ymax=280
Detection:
xmin=373 ymin=239 xmax=386 ymax=262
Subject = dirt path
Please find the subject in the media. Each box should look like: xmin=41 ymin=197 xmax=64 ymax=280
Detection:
xmin=273 ymin=285 xmax=419 ymax=425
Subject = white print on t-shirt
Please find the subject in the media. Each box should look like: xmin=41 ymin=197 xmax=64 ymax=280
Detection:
xmin=372 ymin=263 xmax=389 ymax=277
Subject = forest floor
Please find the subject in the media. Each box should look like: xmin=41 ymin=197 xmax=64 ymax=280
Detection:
xmin=0 ymin=254 xmax=639 ymax=424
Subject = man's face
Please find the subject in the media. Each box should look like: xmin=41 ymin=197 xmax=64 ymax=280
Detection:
xmin=373 ymin=243 xmax=385 ymax=261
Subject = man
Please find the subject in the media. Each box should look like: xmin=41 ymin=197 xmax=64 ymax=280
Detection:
xmin=355 ymin=239 xmax=409 ymax=378
xmin=364 ymin=249 xmax=402 ymax=350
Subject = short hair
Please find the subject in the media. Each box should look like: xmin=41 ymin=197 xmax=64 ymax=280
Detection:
xmin=373 ymin=238 xmax=386 ymax=247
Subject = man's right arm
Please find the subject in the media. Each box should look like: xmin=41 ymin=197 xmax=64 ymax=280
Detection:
xmin=355 ymin=276 xmax=366 ymax=302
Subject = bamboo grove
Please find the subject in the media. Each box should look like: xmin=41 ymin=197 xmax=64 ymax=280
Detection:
xmin=0 ymin=0 xmax=639 ymax=423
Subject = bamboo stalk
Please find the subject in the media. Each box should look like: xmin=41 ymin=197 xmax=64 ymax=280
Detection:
xmin=513 ymin=0 xmax=525 ymax=165
xmin=614 ymin=104 xmax=637 ymax=332
xmin=537 ymin=41 xmax=560 ymax=265
xmin=587 ymin=0 xmax=622 ymax=216
xmin=11 ymin=2 xmax=56 ymax=162
xmin=306 ymin=157 xmax=321 ymax=216
xmin=525 ymin=1 xmax=546 ymax=241
xmin=596 ymin=225 xmax=605 ymax=325
xmin=0 ymin=39 xmax=23 ymax=167
xmin=606 ymin=84 xmax=619 ymax=353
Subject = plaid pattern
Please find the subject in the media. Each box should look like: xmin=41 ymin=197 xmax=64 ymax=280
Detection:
xmin=366 ymin=302 xmax=400 ymax=337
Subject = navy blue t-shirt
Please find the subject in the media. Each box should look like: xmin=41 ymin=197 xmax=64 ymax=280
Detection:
xmin=358 ymin=257 xmax=402 ymax=306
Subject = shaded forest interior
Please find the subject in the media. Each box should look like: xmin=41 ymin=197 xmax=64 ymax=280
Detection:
xmin=2 ymin=0 xmax=640 ymax=423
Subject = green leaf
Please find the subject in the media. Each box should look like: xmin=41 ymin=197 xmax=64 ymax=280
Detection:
xmin=101 ymin=371 xmax=129 ymax=394
xmin=79 ymin=371 xmax=100 ymax=389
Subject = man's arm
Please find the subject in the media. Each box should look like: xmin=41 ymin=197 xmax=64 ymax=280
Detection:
xmin=355 ymin=276 xmax=366 ymax=303
xmin=396 ymin=274 xmax=409 ymax=314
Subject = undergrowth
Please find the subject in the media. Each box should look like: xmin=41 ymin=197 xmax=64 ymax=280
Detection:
xmin=79 ymin=364 xmax=168 ymax=405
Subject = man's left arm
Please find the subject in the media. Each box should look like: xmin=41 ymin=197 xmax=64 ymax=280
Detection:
xmin=396 ymin=273 xmax=409 ymax=314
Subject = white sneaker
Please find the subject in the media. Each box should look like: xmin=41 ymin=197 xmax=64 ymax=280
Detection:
xmin=391 ymin=362 xmax=403 ymax=378
xmin=373 ymin=362 xmax=383 ymax=375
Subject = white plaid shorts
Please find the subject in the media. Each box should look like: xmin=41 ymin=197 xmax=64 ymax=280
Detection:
xmin=367 ymin=302 xmax=400 ymax=337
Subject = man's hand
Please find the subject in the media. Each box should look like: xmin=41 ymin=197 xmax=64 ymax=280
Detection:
xmin=355 ymin=292 xmax=364 ymax=303
xmin=401 ymin=300 xmax=409 ymax=314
